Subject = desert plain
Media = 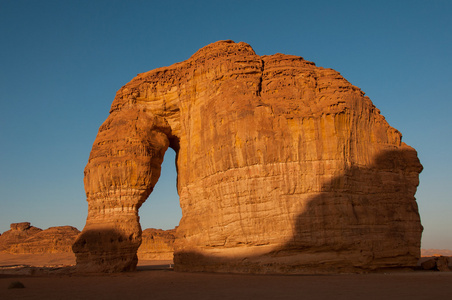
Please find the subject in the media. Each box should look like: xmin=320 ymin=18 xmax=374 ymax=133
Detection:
xmin=0 ymin=253 xmax=451 ymax=300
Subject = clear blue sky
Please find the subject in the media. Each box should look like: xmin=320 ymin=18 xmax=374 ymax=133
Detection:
xmin=0 ymin=0 xmax=450 ymax=249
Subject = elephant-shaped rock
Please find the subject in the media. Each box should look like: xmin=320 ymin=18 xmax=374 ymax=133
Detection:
xmin=73 ymin=40 xmax=423 ymax=273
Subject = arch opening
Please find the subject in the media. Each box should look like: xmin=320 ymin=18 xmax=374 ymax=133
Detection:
xmin=139 ymin=148 xmax=181 ymax=230
xmin=137 ymin=147 xmax=180 ymax=262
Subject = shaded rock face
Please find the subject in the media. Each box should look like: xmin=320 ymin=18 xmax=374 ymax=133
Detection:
xmin=137 ymin=228 xmax=175 ymax=260
xmin=0 ymin=223 xmax=79 ymax=254
xmin=73 ymin=40 xmax=423 ymax=273
xmin=421 ymin=256 xmax=451 ymax=272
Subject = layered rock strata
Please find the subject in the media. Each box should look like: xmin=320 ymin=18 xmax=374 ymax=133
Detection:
xmin=0 ymin=223 xmax=79 ymax=254
xmin=73 ymin=40 xmax=423 ymax=273
xmin=137 ymin=228 xmax=176 ymax=260
xmin=9 ymin=226 xmax=80 ymax=254
xmin=0 ymin=223 xmax=42 ymax=252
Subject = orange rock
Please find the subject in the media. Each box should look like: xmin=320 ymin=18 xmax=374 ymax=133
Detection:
xmin=10 ymin=222 xmax=33 ymax=231
xmin=0 ymin=223 xmax=42 ymax=252
xmin=9 ymin=226 xmax=80 ymax=254
xmin=137 ymin=228 xmax=175 ymax=260
xmin=73 ymin=40 xmax=423 ymax=273
xmin=0 ymin=223 xmax=79 ymax=254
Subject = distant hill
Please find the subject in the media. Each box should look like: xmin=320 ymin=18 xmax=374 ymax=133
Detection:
xmin=421 ymin=249 xmax=452 ymax=257
xmin=1 ymin=222 xmax=175 ymax=259
xmin=0 ymin=222 xmax=79 ymax=253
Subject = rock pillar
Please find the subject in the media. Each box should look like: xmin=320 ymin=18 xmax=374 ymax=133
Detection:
xmin=72 ymin=108 xmax=171 ymax=272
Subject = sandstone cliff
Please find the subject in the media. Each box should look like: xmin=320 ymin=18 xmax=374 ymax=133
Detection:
xmin=0 ymin=223 xmax=42 ymax=252
xmin=137 ymin=228 xmax=175 ymax=260
xmin=0 ymin=223 xmax=80 ymax=254
xmin=9 ymin=226 xmax=80 ymax=254
xmin=73 ymin=40 xmax=423 ymax=273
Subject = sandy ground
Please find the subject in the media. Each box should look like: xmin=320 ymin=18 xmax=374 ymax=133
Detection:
xmin=0 ymin=253 xmax=76 ymax=268
xmin=1 ymin=253 xmax=451 ymax=300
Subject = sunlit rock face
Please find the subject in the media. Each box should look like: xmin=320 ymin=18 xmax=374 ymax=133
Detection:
xmin=0 ymin=223 xmax=79 ymax=254
xmin=0 ymin=223 xmax=43 ymax=252
xmin=138 ymin=228 xmax=176 ymax=260
xmin=73 ymin=40 xmax=423 ymax=273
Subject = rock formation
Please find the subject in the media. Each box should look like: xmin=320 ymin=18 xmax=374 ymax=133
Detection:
xmin=9 ymin=226 xmax=80 ymax=254
xmin=0 ymin=222 xmax=172 ymax=259
xmin=137 ymin=228 xmax=176 ymax=260
xmin=0 ymin=223 xmax=80 ymax=254
xmin=0 ymin=223 xmax=42 ymax=252
xmin=421 ymin=256 xmax=451 ymax=272
xmin=73 ymin=40 xmax=423 ymax=273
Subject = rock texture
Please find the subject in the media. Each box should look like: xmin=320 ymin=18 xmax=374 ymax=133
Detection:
xmin=73 ymin=40 xmax=423 ymax=273
xmin=9 ymin=226 xmax=80 ymax=254
xmin=421 ymin=256 xmax=451 ymax=272
xmin=0 ymin=223 xmax=79 ymax=254
xmin=137 ymin=228 xmax=176 ymax=260
xmin=0 ymin=223 xmax=42 ymax=252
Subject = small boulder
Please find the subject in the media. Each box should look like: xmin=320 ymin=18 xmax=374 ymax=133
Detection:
xmin=8 ymin=281 xmax=25 ymax=289
xmin=421 ymin=256 xmax=450 ymax=271
xmin=421 ymin=258 xmax=437 ymax=270
xmin=435 ymin=256 xmax=450 ymax=272
xmin=10 ymin=222 xmax=31 ymax=231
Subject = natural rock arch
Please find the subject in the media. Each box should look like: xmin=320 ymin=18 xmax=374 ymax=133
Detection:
xmin=72 ymin=40 xmax=423 ymax=273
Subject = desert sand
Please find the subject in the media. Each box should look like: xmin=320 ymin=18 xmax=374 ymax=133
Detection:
xmin=1 ymin=253 xmax=451 ymax=300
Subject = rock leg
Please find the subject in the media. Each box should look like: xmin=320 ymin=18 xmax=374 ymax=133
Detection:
xmin=73 ymin=108 xmax=171 ymax=272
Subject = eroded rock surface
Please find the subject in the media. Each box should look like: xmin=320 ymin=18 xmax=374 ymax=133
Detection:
xmin=73 ymin=40 xmax=423 ymax=273
xmin=0 ymin=223 xmax=79 ymax=254
xmin=421 ymin=256 xmax=451 ymax=272
xmin=9 ymin=226 xmax=80 ymax=254
xmin=137 ymin=228 xmax=175 ymax=260
xmin=0 ymin=223 xmax=42 ymax=252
